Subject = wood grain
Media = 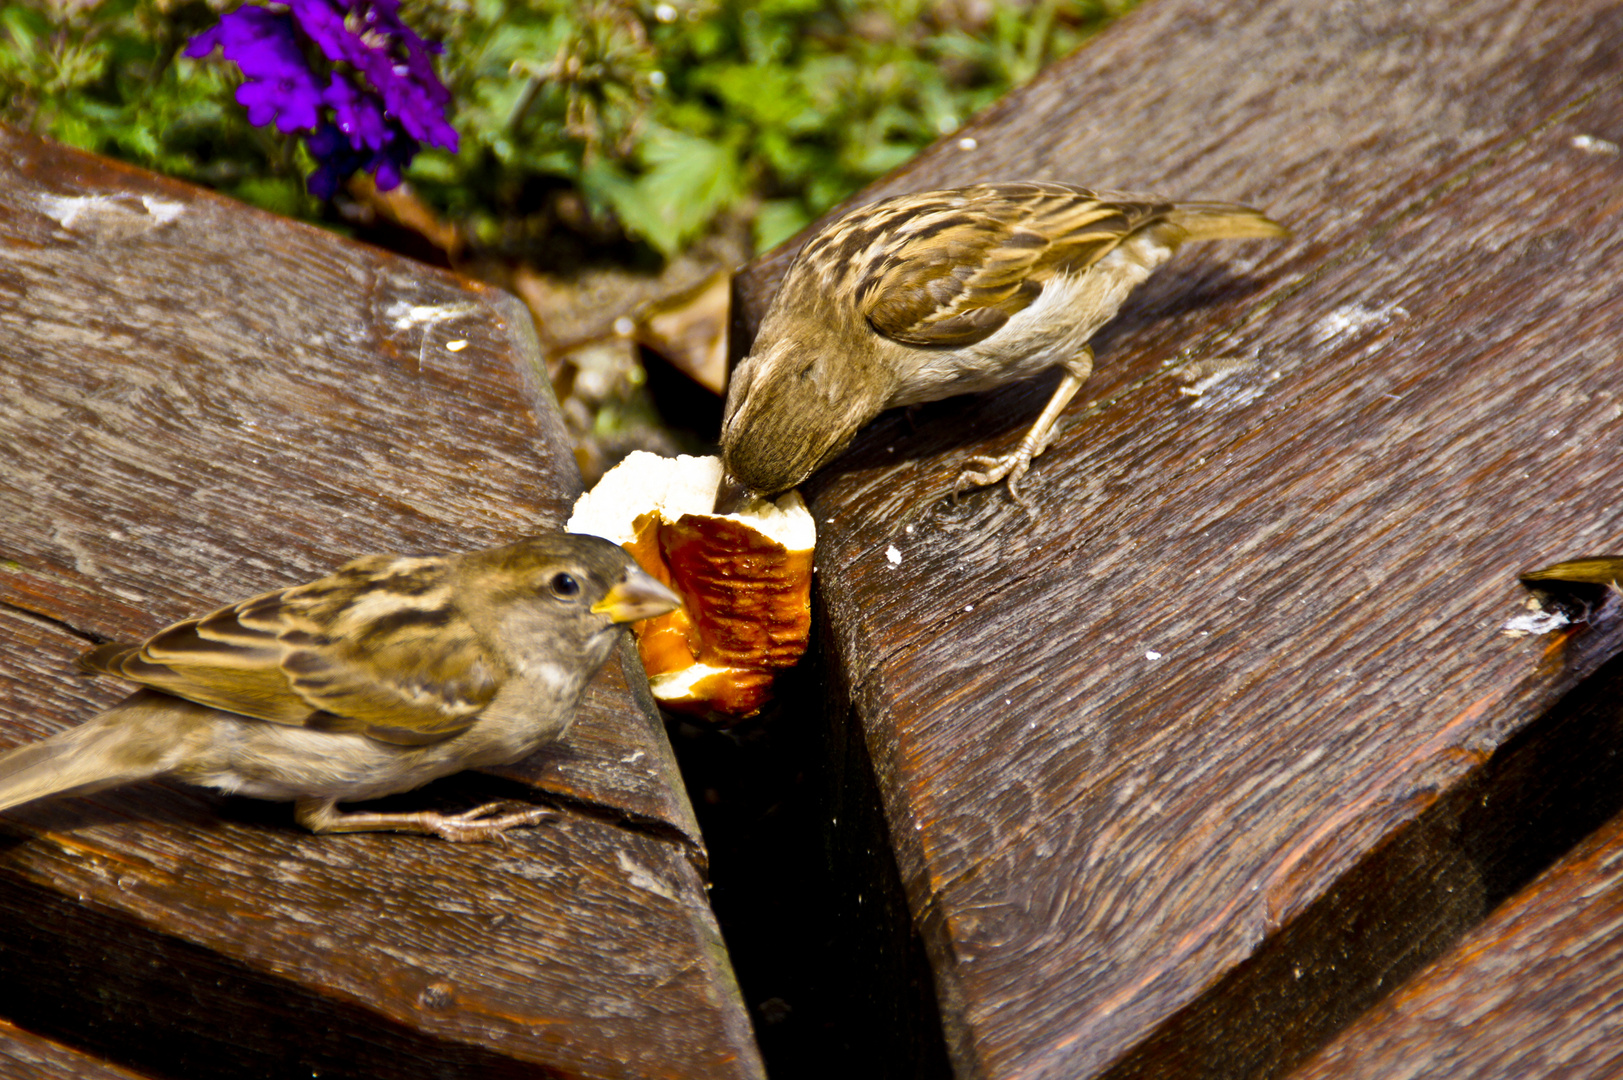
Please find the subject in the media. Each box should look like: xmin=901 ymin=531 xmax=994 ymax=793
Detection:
xmin=1292 ymin=667 xmax=1623 ymax=1079
xmin=0 ymin=129 xmax=762 ymax=1079
xmin=731 ymin=0 xmax=1623 ymax=1076
xmin=0 ymin=1020 xmax=157 ymax=1080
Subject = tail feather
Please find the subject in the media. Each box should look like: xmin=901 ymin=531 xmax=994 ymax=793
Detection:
xmin=1165 ymin=202 xmax=1291 ymax=244
xmin=0 ymin=702 xmax=176 ymax=814
xmin=78 ymin=641 xmax=139 ymax=676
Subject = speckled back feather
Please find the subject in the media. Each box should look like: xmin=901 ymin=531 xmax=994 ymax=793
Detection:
xmin=793 ymin=181 xmax=1282 ymax=348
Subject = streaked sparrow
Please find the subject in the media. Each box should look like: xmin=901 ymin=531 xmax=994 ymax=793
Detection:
xmin=1520 ymin=555 xmax=1623 ymax=621
xmin=718 ymin=181 xmax=1288 ymax=511
xmin=0 ymin=533 xmax=679 ymax=842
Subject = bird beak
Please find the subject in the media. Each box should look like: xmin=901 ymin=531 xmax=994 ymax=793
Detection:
xmin=592 ymin=566 xmax=682 ymax=623
xmin=713 ymin=472 xmax=753 ymax=516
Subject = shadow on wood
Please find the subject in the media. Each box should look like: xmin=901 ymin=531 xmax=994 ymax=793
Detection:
xmin=1109 ymin=628 xmax=1623 ymax=1079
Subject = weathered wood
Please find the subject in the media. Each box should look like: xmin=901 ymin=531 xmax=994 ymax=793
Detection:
xmin=0 ymin=128 xmax=762 ymax=1079
xmin=732 ymin=0 xmax=1623 ymax=1076
xmin=1292 ymin=666 xmax=1623 ymax=1079
xmin=0 ymin=128 xmax=694 ymax=842
xmin=0 ymin=1019 xmax=157 ymax=1080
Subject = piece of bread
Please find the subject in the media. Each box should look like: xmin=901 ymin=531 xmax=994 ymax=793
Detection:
xmin=568 ymin=453 xmax=815 ymax=719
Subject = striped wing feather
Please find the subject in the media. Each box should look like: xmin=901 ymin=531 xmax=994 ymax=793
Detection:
xmin=82 ymin=590 xmax=316 ymax=724
xmin=857 ymin=182 xmax=1171 ymax=347
xmin=80 ymin=569 xmax=498 ymax=745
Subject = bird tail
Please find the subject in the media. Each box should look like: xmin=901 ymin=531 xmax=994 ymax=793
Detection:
xmin=78 ymin=641 xmax=140 ymax=675
xmin=1165 ymin=202 xmax=1291 ymax=244
xmin=0 ymin=697 xmax=179 ymax=814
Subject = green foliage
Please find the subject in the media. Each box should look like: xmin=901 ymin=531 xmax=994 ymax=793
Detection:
xmin=1 ymin=0 xmax=1137 ymax=259
xmin=0 ymin=0 xmax=320 ymax=217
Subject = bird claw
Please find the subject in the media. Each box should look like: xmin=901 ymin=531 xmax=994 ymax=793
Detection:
xmin=426 ymin=801 xmax=557 ymax=843
xmin=295 ymin=796 xmax=558 ymax=842
xmin=953 ymin=453 xmax=1038 ymax=517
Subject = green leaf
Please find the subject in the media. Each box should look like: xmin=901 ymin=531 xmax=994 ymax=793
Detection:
xmin=588 ymin=125 xmax=742 ymax=255
xmin=0 ymin=0 xmax=1140 ymax=263
xmin=753 ymin=198 xmax=810 ymax=251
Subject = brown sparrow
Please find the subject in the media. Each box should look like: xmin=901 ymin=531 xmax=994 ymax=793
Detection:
xmin=0 ymin=534 xmax=679 ymax=842
xmin=1520 ymin=556 xmax=1623 ymax=620
xmin=718 ymin=181 xmax=1288 ymax=511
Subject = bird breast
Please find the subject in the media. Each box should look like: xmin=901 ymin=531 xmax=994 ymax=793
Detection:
xmin=173 ymin=716 xmax=479 ymax=803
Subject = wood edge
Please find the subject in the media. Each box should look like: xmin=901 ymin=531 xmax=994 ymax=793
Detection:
xmin=1073 ymin=625 xmax=1623 ymax=1080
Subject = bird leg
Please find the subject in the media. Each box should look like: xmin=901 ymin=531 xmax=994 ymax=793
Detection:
xmin=955 ymin=345 xmax=1094 ymax=510
xmin=295 ymin=796 xmax=557 ymax=843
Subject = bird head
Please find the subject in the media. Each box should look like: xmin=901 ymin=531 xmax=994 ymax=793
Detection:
xmin=461 ymin=534 xmax=679 ymax=653
xmin=717 ymin=334 xmax=894 ymax=511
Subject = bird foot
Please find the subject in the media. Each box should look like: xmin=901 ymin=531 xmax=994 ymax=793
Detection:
xmin=296 ymin=797 xmax=557 ymax=843
xmin=950 ymin=352 xmax=1087 ymax=517
xmin=422 ymin=801 xmax=559 ymax=843
xmin=953 ymin=452 xmax=1038 ymax=515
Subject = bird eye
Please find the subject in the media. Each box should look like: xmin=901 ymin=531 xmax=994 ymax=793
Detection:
xmin=549 ymin=572 xmax=581 ymax=599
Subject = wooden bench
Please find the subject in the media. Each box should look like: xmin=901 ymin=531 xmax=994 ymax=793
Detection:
xmin=1295 ymin=660 xmax=1623 ymax=1078
xmin=0 ymin=127 xmax=763 ymax=1079
xmin=732 ymin=0 xmax=1623 ymax=1075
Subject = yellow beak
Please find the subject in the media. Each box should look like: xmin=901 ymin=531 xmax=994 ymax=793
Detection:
xmin=592 ymin=566 xmax=681 ymax=624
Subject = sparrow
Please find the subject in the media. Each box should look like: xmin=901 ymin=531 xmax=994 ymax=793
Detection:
xmin=717 ymin=181 xmax=1289 ymax=512
xmin=1520 ymin=556 xmax=1623 ymax=621
xmin=0 ymin=534 xmax=679 ymax=842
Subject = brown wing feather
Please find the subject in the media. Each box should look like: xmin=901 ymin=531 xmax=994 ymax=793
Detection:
xmin=277 ymin=615 xmax=498 ymax=745
xmin=78 ymin=557 xmax=499 ymax=746
xmin=94 ymin=590 xmax=320 ymax=724
xmin=78 ymin=642 xmax=140 ymax=675
xmin=858 ymin=182 xmax=1172 ymax=347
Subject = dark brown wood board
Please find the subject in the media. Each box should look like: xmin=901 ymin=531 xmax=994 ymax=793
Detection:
xmin=1288 ymin=664 xmax=1623 ymax=1080
xmin=0 ymin=128 xmax=763 ymax=1079
xmin=0 ymin=1019 xmax=160 ymax=1080
xmin=731 ymin=0 xmax=1623 ymax=1076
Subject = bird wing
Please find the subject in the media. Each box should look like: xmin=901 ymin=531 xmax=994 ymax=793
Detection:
xmin=82 ymin=590 xmax=319 ymax=724
xmin=82 ymin=559 xmax=499 ymax=746
xmin=1520 ymin=556 xmax=1623 ymax=588
xmin=855 ymin=182 xmax=1171 ymax=347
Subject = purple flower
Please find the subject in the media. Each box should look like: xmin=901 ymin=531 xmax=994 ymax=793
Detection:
xmin=306 ymin=120 xmax=417 ymax=199
xmin=325 ymin=74 xmax=388 ymax=150
xmin=186 ymin=8 xmax=323 ymax=133
xmin=187 ymin=0 xmax=458 ymax=197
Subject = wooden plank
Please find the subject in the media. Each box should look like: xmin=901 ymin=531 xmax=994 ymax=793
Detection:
xmin=0 ymin=127 xmax=694 ymax=843
xmin=0 ymin=1020 xmax=157 ymax=1080
xmin=0 ymin=129 xmax=762 ymax=1079
xmin=730 ymin=1 xmax=1623 ymax=1076
xmin=1291 ymin=666 xmax=1623 ymax=1079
